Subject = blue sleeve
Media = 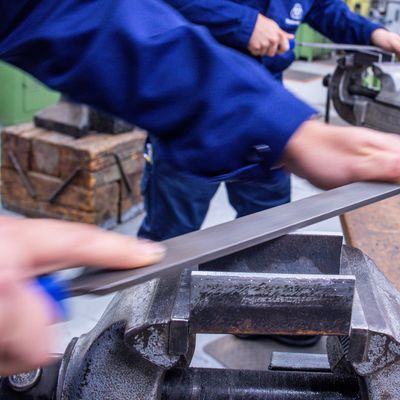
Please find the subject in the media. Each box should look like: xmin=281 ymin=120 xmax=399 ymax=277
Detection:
xmin=164 ymin=0 xmax=258 ymax=49
xmin=0 ymin=0 xmax=315 ymax=181
xmin=305 ymin=0 xmax=383 ymax=45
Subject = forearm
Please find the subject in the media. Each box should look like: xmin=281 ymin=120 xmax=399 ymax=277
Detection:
xmin=305 ymin=0 xmax=382 ymax=45
xmin=0 ymin=0 xmax=315 ymax=181
xmin=164 ymin=0 xmax=258 ymax=49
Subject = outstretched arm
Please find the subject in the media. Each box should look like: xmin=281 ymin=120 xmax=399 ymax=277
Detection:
xmin=0 ymin=0 xmax=314 ymax=181
xmin=305 ymin=0 xmax=382 ymax=45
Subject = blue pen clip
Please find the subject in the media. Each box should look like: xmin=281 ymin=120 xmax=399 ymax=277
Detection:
xmin=36 ymin=275 xmax=69 ymax=319
xmin=289 ymin=39 xmax=296 ymax=50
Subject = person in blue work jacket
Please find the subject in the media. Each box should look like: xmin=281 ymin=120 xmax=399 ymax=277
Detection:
xmin=2 ymin=0 xmax=400 ymax=375
xmin=137 ymin=0 xmax=400 ymax=244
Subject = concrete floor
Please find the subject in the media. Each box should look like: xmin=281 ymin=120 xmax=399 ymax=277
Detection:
xmin=1 ymin=58 xmax=345 ymax=369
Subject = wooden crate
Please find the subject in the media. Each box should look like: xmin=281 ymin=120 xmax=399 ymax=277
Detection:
xmin=1 ymin=123 xmax=146 ymax=228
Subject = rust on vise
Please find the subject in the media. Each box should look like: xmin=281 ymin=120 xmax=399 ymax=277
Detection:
xmin=189 ymin=271 xmax=355 ymax=336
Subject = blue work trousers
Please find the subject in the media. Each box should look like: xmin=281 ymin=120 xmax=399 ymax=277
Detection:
xmin=138 ymin=145 xmax=290 ymax=241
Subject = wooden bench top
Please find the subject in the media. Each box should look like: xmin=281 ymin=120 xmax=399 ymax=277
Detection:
xmin=341 ymin=195 xmax=400 ymax=290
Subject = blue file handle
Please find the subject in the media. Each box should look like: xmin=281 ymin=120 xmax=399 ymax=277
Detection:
xmin=36 ymin=275 xmax=69 ymax=318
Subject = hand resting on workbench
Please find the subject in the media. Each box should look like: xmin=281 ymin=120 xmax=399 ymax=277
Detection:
xmin=284 ymin=120 xmax=400 ymax=190
xmin=0 ymin=217 xmax=165 ymax=376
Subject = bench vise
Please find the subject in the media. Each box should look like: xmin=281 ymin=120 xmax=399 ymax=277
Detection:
xmin=329 ymin=50 xmax=400 ymax=133
xmin=3 ymin=233 xmax=400 ymax=399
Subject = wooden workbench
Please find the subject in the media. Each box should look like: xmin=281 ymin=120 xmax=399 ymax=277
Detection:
xmin=341 ymin=195 xmax=400 ymax=289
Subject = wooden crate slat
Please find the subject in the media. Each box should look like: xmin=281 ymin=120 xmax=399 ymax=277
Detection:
xmin=2 ymin=191 xmax=119 ymax=227
xmin=1 ymin=168 xmax=120 ymax=212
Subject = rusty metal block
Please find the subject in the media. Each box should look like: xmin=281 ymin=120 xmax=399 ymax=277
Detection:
xmin=190 ymin=271 xmax=355 ymax=336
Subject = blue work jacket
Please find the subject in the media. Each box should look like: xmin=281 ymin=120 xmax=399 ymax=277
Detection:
xmin=0 ymin=1 xmax=315 ymax=181
xmin=165 ymin=0 xmax=382 ymax=75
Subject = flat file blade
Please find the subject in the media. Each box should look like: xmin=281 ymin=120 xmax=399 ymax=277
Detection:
xmin=69 ymin=182 xmax=400 ymax=296
xmin=297 ymin=42 xmax=389 ymax=54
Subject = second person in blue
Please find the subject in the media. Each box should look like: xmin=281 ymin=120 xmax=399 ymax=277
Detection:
xmin=137 ymin=0 xmax=400 ymax=242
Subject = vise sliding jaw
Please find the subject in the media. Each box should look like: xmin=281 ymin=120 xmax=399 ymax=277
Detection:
xmin=4 ymin=233 xmax=400 ymax=399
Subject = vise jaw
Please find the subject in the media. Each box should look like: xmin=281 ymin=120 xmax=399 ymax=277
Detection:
xmin=3 ymin=233 xmax=400 ymax=399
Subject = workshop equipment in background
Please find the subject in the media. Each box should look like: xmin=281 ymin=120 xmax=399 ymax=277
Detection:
xmin=0 ymin=62 xmax=59 ymax=126
xmin=4 ymin=232 xmax=400 ymax=399
xmin=324 ymin=47 xmax=400 ymax=132
xmin=384 ymin=1 xmax=400 ymax=33
xmin=370 ymin=0 xmax=400 ymax=33
xmin=0 ymin=122 xmax=146 ymax=227
xmin=346 ymin=0 xmax=371 ymax=15
xmin=295 ymin=24 xmax=331 ymax=61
